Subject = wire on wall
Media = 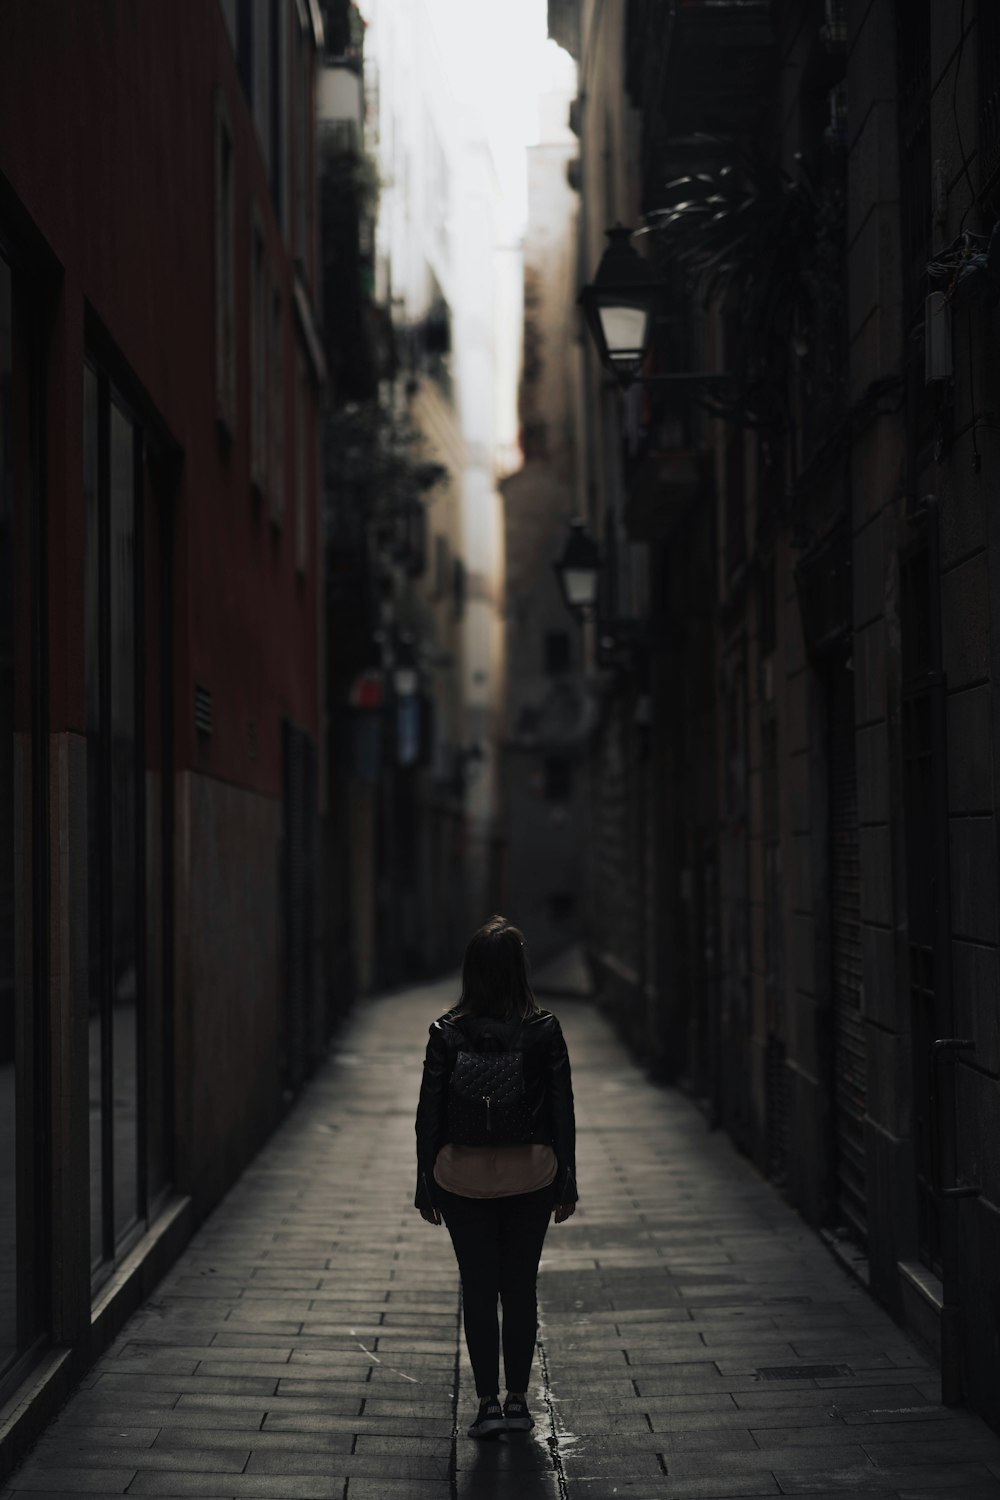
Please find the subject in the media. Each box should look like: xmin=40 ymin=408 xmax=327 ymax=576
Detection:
xmin=954 ymin=0 xmax=978 ymax=233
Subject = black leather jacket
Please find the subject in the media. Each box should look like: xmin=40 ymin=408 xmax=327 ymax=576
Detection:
xmin=415 ymin=1008 xmax=577 ymax=1211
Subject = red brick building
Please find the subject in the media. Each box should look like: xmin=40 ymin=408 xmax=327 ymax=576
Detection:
xmin=0 ymin=0 xmax=326 ymax=1465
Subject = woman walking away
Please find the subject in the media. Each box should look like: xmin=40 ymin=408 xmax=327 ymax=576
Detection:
xmin=415 ymin=915 xmax=577 ymax=1438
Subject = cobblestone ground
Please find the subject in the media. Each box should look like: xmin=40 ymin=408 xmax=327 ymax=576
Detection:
xmin=7 ymin=979 xmax=1000 ymax=1499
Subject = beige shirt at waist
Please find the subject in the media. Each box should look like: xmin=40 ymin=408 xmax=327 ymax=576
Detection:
xmin=433 ymin=1143 xmax=557 ymax=1199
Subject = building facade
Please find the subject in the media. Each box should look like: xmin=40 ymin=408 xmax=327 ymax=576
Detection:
xmin=0 ymin=0 xmax=325 ymax=1468
xmin=332 ymin=0 xmax=517 ymax=985
xmin=553 ymin=0 xmax=1000 ymax=1431
xmin=501 ymin=71 xmax=592 ymax=967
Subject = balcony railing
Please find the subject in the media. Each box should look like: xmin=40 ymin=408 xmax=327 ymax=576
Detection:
xmin=627 ymin=0 xmax=776 ymax=140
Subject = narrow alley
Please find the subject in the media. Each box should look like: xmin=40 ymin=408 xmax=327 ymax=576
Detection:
xmin=5 ymin=984 xmax=1000 ymax=1500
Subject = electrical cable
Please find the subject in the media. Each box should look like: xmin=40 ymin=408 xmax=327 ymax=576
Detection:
xmin=954 ymin=0 xmax=978 ymax=232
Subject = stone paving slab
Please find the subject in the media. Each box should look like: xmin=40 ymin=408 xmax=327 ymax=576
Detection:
xmin=4 ymin=977 xmax=1000 ymax=1498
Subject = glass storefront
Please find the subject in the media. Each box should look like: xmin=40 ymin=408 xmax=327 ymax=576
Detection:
xmin=86 ymin=360 xmax=170 ymax=1280
xmin=0 ymin=246 xmax=45 ymax=1387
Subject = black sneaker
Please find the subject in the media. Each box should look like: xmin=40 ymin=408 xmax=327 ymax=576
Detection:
xmin=503 ymin=1394 xmax=534 ymax=1431
xmin=467 ymin=1397 xmax=505 ymax=1439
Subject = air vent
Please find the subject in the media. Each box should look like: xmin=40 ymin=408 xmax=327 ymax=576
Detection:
xmin=757 ymin=1364 xmax=852 ymax=1381
xmin=194 ymin=684 xmax=213 ymax=737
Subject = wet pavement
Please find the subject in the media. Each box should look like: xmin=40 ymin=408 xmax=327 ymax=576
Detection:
xmin=6 ymin=978 xmax=1000 ymax=1498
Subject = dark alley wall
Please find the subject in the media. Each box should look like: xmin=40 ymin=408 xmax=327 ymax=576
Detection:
xmin=556 ymin=0 xmax=1000 ymax=1434
xmin=0 ymin=0 xmax=326 ymax=1466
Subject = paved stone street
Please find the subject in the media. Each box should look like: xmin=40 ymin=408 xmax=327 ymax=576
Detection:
xmin=6 ymin=980 xmax=1000 ymax=1499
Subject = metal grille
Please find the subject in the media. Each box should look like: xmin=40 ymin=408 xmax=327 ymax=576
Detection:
xmin=829 ymin=662 xmax=866 ymax=1243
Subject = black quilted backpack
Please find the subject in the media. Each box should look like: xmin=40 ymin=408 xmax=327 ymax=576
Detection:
xmin=446 ymin=1025 xmax=534 ymax=1146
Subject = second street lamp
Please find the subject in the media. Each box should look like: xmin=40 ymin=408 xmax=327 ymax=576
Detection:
xmin=553 ymin=517 xmax=602 ymax=619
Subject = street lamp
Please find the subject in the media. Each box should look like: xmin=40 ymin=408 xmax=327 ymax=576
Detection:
xmin=579 ymin=223 xmax=729 ymax=395
xmin=553 ymin=517 xmax=602 ymax=619
xmin=577 ymin=224 xmax=657 ymax=384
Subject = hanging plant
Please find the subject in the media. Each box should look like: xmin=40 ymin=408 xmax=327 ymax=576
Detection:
xmin=640 ymin=134 xmax=846 ymax=431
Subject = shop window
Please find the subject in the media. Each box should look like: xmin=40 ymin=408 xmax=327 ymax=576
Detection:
xmin=84 ymin=358 xmax=171 ymax=1282
xmin=0 ymin=248 xmax=47 ymax=1388
xmin=214 ymin=91 xmax=236 ymax=436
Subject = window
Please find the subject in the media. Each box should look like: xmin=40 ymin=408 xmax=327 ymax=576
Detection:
xmin=544 ymin=630 xmax=571 ymax=675
xmin=544 ymin=756 xmax=573 ymax=803
xmin=270 ymin=286 xmax=284 ymax=522
xmin=0 ymin=249 xmax=47 ymax=1385
xmin=84 ymin=359 xmax=172 ymax=1283
xmin=250 ymin=211 xmax=267 ymax=495
xmin=214 ymin=91 xmax=236 ymax=435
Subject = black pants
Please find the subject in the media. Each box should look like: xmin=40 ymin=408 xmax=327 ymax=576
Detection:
xmin=437 ymin=1183 xmax=553 ymax=1398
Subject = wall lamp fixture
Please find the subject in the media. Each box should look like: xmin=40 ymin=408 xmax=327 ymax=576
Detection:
xmin=578 ymin=223 xmax=728 ymax=394
xmin=553 ymin=517 xmax=602 ymax=620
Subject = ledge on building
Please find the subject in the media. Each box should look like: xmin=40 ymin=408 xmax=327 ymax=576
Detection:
xmin=0 ymin=1194 xmax=193 ymax=1481
xmin=898 ymin=1258 xmax=943 ymax=1360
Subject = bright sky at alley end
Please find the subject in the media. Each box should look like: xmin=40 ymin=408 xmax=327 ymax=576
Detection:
xmin=361 ymin=0 xmax=574 ymax=230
